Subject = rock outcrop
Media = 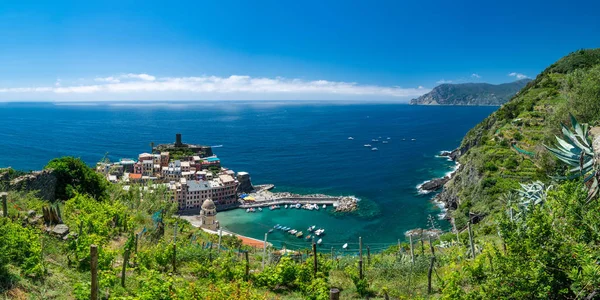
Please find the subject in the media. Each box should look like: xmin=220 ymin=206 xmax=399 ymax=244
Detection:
xmin=420 ymin=177 xmax=450 ymax=192
xmin=9 ymin=169 xmax=57 ymax=201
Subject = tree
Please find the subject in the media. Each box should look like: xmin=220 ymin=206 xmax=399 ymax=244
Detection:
xmin=45 ymin=157 xmax=108 ymax=201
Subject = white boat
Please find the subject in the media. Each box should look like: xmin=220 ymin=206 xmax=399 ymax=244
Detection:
xmin=285 ymin=205 xmax=288 ymax=209
xmin=382 ymin=141 xmax=388 ymax=144
xmin=387 ymin=137 xmax=391 ymax=140
xmin=317 ymin=239 xmax=322 ymax=245
xmin=308 ymin=225 xmax=316 ymax=231
xmin=315 ymin=205 xmax=320 ymax=210
xmin=315 ymin=229 xmax=325 ymax=236
xmin=322 ymin=204 xmax=326 ymax=209
xmin=296 ymin=203 xmax=301 ymax=209
xmin=372 ymin=139 xmax=379 ymax=142
xmin=342 ymin=243 xmax=348 ymax=249
xmin=371 ymin=147 xmax=378 ymax=151
xmin=289 ymin=229 xmax=297 ymax=234
xmin=411 ymin=138 xmax=416 ymax=141
xmin=348 ymin=137 xmax=354 ymax=140
xmin=246 ymin=208 xmax=250 ymax=213
xmin=258 ymin=207 xmax=263 ymax=212
xmin=364 ymin=144 xmax=371 ymax=147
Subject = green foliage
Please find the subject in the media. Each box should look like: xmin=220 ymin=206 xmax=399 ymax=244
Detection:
xmin=0 ymin=218 xmax=44 ymax=286
xmin=45 ymin=157 xmax=109 ymax=201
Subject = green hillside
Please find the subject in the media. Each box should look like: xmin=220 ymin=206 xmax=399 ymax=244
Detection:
xmin=439 ymin=48 xmax=600 ymax=228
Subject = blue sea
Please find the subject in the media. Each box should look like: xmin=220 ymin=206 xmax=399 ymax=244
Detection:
xmin=0 ymin=102 xmax=496 ymax=250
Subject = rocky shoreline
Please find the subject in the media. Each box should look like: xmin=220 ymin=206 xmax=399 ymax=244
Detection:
xmin=418 ymin=150 xmax=464 ymax=220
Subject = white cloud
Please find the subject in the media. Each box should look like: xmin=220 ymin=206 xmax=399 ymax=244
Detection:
xmin=471 ymin=73 xmax=481 ymax=78
xmin=95 ymin=76 xmax=120 ymax=83
xmin=123 ymin=73 xmax=156 ymax=81
xmin=0 ymin=73 xmax=429 ymax=101
xmin=436 ymin=79 xmax=453 ymax=84
xmin=508 ymin=72 xmax=529 ymax=80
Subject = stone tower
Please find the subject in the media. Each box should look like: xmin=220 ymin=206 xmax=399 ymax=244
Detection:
xmin=199 ymin=198 xmax=219 ymax=231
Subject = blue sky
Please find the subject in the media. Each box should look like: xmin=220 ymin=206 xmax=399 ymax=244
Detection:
xmin=0 ymin=0 xmax=599 ymax=101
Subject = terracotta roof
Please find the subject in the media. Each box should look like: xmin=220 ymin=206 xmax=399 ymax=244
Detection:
xmin=129 ymin=173 xmax=142 ymax=179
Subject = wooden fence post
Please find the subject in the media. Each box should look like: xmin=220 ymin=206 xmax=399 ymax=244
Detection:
xmin=217 ymin=229 xmax=223 ymax=254
xmin=409 ymin=235 xmax=415 ymax=264
xmin=420 ymin=232 xmax=425 ymax=255
xmin=429 ymin=235 xmax=435 ymax=256
xmin=172 ymin=222 xmax=178 ymax=273
xmin=90 ymin=244 xmax=99 ymax=300
xmin=121 ymin=248 xmax=129 ymax=287
xmin=330 ymin=288 xmax=340 ymax=300
xmin=358 ymin=237 xmax=363 ymax=279
xmin=244 ymin=251 xmax=250 ymax=281
xmin=468 ymin=220 xmax=476 ymax=259
xmin=262 ymin=233 xmax=268 ymax=270
xmin=1 ymin=192 xmax=7 ymax=218
xmin=367 ymin=246 xmax=371 ymax=266
xmin=312 ymin=242 xmax=318 ymax=277
xmin=427 ymin=256 xmax=436 ymax=294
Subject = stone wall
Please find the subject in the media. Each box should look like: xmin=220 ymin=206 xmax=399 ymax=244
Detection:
xmin=9 ymin=169 xmax=57 ymax=201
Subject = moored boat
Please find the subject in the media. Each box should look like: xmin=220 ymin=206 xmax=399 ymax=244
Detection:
xmin=296 ymin=231 xmax=303 ymax=238
xmin=342 ymin=243 xmax=348 ymax=249
xmin=317 ymin=238 xmax=322 ymax=245
xmin=306 ymin=235 xmax=311 ymax=240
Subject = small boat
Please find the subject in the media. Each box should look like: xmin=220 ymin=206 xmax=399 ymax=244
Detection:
xmin=246 ymin=208 xmax=250 ymax=213
xmin=317 ymin=238 xmax=322 ymax=245
xmin=378 ymin=136 xmax=382 ymax=138
xmin=285 ymin=205 xmax=288 ymax=209
xmin=306 ymin=235 xmax=311 ymax=240
xmin=308 ymin=225 xmax=316 ymax=231
xmin=296 ymin=231 xmax=303 ymax=238
xmin=274 ymin=224 xmax=280 ymax=228
xmin=289 ymin=229 xmax=297 ymax=234
xmin=258 ymin=207 xmax=263 ymax=212
xmin=315 ymin=205 xmax=320 ymax=210
xmin=322 ymin=204 xmax=326 ymax=209
xmin=364 ymin=144 xmax=371 ymax=147
xmin=342 ymin=243 xmax=348 ymax=249
xmin=348 ymin=137 xmax=354 ymax=140
xmin=371 ymin=147 xmax=378 ymax=151
xmin=411 ymin=138 xmax=416 ymax=141
xmin=382 ymin=141 xmax=388 ymax=144
xmin=268 ymin=229 xmax=274 ymax=233
xmin=387 ymin=137 xmax=391 ymax=140
xmin=296 ymin=203 xmax=301 ymax=209
xmin=372 ymin=139 xmax=379 ymax=142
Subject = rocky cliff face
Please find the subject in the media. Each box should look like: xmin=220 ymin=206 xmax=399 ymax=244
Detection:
xmin=410 ymin=79 xmax=531 ymax=106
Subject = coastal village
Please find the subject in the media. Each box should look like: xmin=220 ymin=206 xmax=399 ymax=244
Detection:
xmin=95 ymin=134 xmax=358 ymax=235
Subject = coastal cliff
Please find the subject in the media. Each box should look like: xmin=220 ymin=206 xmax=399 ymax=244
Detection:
xmin=410 ymin=79 xmax=531 ymax=106
xmin=435 ymin=49 xmax=600 ymax=228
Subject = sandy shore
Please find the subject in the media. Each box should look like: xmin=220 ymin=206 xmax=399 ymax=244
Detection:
xmin=178 ymin=215 xmax=271 ymax=248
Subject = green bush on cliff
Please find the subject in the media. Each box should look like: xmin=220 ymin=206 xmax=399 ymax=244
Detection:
xmin=45 ymin=157 xmax=108 ymax=201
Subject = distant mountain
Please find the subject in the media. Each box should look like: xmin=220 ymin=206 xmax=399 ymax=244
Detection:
xmin=410 ymin=79 xmax=532 ymax=106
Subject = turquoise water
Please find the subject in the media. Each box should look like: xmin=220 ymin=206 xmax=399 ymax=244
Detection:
xmin=0 ymin=102 xmax=496 ymax=250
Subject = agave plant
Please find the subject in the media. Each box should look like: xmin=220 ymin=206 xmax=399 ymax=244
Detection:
xmin=507 ymin=181 xmax=552 ymax=222
xmin=544 ymin=114 xmax=599 ymax=201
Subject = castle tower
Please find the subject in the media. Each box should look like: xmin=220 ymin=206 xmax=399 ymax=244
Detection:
xmin=175 ymin=133 xmax=183 ymax=147
xmin=199 ymin=198 xmax=219 ymax=231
